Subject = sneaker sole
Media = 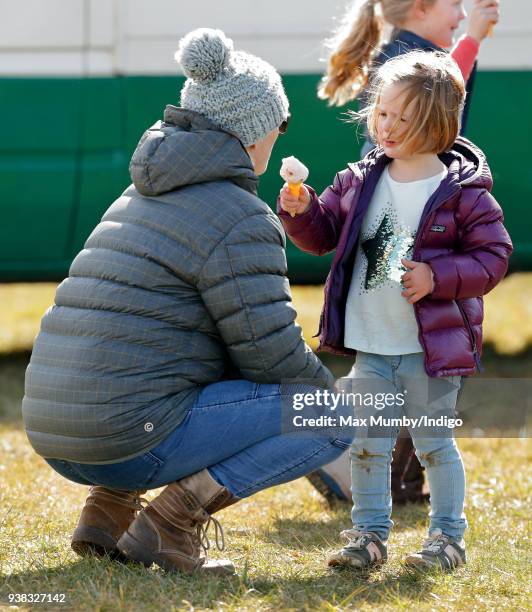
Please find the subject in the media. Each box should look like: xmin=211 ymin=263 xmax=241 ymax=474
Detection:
xmin=328 ymin=555 xmax=386 ymax=570
xmin=116 ymin=530 xmax=236 ymax=575
xmin=404 ymin=554 xmax=434 ymax=568
xmin=404 ymin=554 xmax=465 ymax=570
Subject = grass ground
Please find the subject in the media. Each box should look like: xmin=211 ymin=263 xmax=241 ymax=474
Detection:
xmin=0 ymin=278 xmax=531 ymax=611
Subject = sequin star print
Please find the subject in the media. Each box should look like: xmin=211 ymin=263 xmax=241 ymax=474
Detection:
xmin=388 ymin=228 xmax=414 ymax=283
xmin=360 ymin=206 xmax=415 ymax=292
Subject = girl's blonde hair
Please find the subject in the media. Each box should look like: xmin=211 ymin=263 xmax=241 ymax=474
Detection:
xmin=359 ymin=50 xmax=465 ymax=155
xmin=318 ymin=0 xmax=437 ymax=106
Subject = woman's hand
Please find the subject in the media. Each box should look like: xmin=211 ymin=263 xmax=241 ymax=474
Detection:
xmin=467 ymin=0 xmax=500 ymax=43
xmin=279 ymin=184 xmax=312 ymax=217
xmin=400 ymin=259 xmax=434 ymax=304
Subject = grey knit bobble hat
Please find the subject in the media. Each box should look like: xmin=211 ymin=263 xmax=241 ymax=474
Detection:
xmin=175 ymin=28 xmax=289 ymax=147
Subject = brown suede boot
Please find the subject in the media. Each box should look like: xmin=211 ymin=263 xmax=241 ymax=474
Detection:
xmin=71 ymin=487 xmax=146 ymax=560
xmin=116 ymin=469 xmax=238 ymax=574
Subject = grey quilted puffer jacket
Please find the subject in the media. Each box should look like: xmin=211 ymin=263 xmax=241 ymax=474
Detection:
xmin=22 ymin=106 xmax=333 ymax=464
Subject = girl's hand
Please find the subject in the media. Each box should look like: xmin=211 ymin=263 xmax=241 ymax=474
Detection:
xmin=279 ymin=184 xmax=312 ymax=217
xmin=400 ymin=259 xmax=434 ymax=304
xmin=467 ymin=0 xmax=500 ymax=43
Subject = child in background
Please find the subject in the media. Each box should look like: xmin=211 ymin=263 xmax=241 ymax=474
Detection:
xmin=278 ymin=51 xmax=512 ymax=570
xmin=319 ymin=0 xmax=499 ymax=153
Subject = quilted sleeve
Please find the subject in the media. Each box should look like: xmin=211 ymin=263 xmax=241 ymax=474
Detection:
xmin=429 ymin=190 xmax=513 ymax=300
xmin=277 ymin=172 xmax=348 ymax=256
xmin=197 ymin=211 xmax=335 ymax=387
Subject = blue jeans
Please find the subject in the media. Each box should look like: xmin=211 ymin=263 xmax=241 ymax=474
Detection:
xmin=46 ymin=380 xmax=353 ymax=499
xmin=345 ymin=351 xmax=467 ymax=541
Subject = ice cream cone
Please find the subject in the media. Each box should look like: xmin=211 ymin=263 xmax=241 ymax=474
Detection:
xmin=287 ymin=181 xmax=303 ymax=217
xmin=487 ymin=23 xmax=494 ymax=37
xmin=288 ymin=181 xmax=303 ymax=197
xmin=280 ymin=156 xmax=309 ymax=218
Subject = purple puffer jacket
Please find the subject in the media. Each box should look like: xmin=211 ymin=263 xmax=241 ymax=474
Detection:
xmin=278 ymin=137 xmax=513 ymax=377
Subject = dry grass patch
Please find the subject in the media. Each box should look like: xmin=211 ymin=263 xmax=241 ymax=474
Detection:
xmin=1 ymin=274 xmax=531 ymax=356
xmin=0 ymin=283 xmax=57 ymax=354
xmin=0 ymin=427 xmax=530 ymax=610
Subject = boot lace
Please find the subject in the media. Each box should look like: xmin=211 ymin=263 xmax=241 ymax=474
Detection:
xmin=197 ymin=515 xmax=225 ymax=555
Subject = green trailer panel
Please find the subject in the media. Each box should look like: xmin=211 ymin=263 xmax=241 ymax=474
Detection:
xmin=0 ymin=72 xmax=529 ymax=280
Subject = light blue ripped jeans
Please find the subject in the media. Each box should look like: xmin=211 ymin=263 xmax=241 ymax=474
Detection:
xmin=345 ymin=351 xmax=467 ymax=541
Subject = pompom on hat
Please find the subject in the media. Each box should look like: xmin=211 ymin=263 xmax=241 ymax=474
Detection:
xmin=175 ymin=28 xmax=289 ymax=147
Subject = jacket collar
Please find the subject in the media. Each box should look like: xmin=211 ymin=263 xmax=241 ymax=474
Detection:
xmin=348 ymin=147 xmax=388 ymax=183
xmin=349 ymin=136 xmax=485 ymax=192
xmin=391 ymin=29 xmax=444 ymax=52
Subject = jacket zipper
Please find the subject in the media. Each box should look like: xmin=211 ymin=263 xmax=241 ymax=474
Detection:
xmin=317 ymin=176 xmax=364 ymax=351
xmin=314 ymin=274 xmax=330 ymax=347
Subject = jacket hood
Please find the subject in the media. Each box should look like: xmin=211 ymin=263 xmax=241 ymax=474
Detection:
xmin=130 ymin=106 xmax=259 ymax=197
xmin=350 ymin=136 xmax=493 ymax=191
xmin=450 ymin=137 xmax=493 ymax=189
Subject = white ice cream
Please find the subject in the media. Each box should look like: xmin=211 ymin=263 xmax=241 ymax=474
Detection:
xmin=280 ymin=156 xmax=309 ymax=183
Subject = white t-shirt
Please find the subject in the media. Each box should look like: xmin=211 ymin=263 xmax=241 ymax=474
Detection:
xmin=344 ymin=165 xmax=447 ymax=355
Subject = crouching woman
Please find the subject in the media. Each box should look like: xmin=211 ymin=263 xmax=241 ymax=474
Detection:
xmin=22 ymin=29 xmax=353 ymax=574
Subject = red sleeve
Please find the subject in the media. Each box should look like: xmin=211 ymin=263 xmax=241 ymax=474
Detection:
xmin=450 ymin=34 xmax=480 ymax=81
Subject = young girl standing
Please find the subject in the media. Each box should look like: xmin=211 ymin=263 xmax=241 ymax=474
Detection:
xmin=308 ymin=0 xmax=500 ymax=508
xmin=278 ymin=51 xmax=512 ymax=570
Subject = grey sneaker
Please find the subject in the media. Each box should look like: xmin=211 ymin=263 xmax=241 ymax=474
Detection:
xmin=405 ymin=529 xmax=466 ymax=570
xmin=328 ymin=529 xmax=388 ymax=569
